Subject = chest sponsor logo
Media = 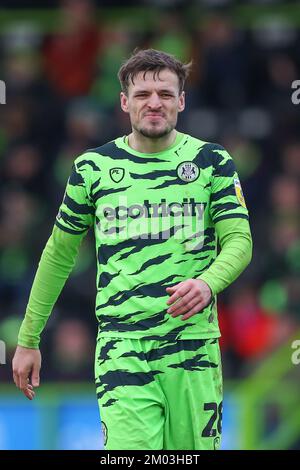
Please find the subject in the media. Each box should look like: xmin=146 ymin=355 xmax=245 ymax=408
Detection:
xmin=110 ymin=168 xmax=125 ymax=183
xmin=96 ymin=196 xmax=207 ymax=250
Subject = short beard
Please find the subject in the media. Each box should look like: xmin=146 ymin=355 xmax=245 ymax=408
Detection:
xmin=134 ymin=123 xmax=174 ymax=139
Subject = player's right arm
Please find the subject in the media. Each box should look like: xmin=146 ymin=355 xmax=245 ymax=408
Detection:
xmin=12 ymin=157 xmax=96 ymax=398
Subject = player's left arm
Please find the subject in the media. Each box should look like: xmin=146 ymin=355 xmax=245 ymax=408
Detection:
xmin=166 ymin=144 xmax=252 ymax=320
xmin=166 ymin=218 xmax=252 ymax=320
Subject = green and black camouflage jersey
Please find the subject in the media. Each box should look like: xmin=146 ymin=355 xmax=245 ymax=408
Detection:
xmin=55 ymin=132 xmax=249 ymax=340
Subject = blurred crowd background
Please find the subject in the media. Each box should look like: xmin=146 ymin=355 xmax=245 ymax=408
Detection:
xmin=0 ymin=0 xmax=300 ymax=445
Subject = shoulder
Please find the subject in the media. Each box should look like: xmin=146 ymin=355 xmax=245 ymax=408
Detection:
xmin=185 ymin=134 xmax=228 ymax=157
xmin=85 ymin=138 xmax=122 ymax=158
xmin=73 ymin=138 xmax=123 ymax=170
xmin=185 ymin=134 xmax=232 ymax=171
xmin=74 ymin=136 xmax=133 ymax=169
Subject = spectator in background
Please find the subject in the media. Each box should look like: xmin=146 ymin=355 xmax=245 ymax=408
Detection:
xmin=51 ymin=319 xmax=94 ymax=380
xmin=44 ymin=0 xmax=101 ymax=98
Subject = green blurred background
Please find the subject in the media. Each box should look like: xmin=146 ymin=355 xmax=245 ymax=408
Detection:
xmin=0 ymin=0 xmax=300 ymax=450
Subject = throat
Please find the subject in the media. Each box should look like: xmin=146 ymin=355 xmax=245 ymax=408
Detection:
xmin=128 ymin=129 xmax=177 ymax=153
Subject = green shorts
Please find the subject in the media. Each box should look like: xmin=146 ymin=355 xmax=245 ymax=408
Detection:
xmin=95 ymin=337 xmax=223 ymax=450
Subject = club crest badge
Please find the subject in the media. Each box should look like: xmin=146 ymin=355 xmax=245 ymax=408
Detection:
xmin=177 ymin=161 xmax=199 ymax=182
xmin=110 ymin=168 xmax=125 ymax=183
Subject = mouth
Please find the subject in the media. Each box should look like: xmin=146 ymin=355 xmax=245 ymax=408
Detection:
xmin=144 ymin=113 xmax=164 ymax=120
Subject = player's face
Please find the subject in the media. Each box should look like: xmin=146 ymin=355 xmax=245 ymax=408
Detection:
xmin=120 ymin=69 xmax=185 ymax=139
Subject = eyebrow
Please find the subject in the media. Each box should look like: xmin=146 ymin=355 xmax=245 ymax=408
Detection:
xmin=132 ymin=89 xmax=176 ymax=95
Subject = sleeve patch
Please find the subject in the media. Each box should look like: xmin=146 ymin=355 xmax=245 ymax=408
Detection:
xmin=234 ymin=178 xmax=246 ymax=208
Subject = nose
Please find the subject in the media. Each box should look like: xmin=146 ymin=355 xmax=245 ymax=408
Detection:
xmin=147 ymin=92 xmax=162 ymax=109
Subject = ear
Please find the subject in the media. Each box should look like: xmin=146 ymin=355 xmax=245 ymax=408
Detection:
xmin=120 ymin=92 xmax=129 ymax=113
xmin=178 ymin=91 xmax=185 ymax=113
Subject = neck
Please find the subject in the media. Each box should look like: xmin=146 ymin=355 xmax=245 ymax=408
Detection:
xmin=128 ymin=129 xmax=177 ymax=153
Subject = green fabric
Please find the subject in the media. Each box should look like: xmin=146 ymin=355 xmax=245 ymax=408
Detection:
xmin=124 ymin=130 xmax=184 ymax=150
xmin=17 ymin=226 xmax=84 ymax=349
xmin=18 ymin=134 xmax=252 ymax=348
xmin=95 ymin=337 xmax=222 ymax=450
xmin=198 ymin=217 xmax=252 ymax=295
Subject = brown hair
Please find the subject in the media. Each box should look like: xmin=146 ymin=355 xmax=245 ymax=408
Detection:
xmin=118 ymin=48 xmax=192 ymax=95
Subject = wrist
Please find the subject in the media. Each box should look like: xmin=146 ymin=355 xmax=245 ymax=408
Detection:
xmin=197 ymin=276 xmax=215 ymax=297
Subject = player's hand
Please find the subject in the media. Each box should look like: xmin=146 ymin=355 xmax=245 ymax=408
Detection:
xmin=166 ymin=279 xmax=212 ymax=321
xmin=12 ymin=345 xmax=41 ymax=400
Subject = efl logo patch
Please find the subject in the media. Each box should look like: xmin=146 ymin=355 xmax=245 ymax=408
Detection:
xmin=110 ymin=168 xmax=125 ymax=183
xmin=234 ymin=177 xmax=246 ymax=208
xmin=102 ymin=421 xmax=108 ymax=446
xmin=177 ymin=161 xmax=199 ymax=183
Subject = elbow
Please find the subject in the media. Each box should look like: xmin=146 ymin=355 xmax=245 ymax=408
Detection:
xmin=244 ymin=233 xmax=253 ymax=269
